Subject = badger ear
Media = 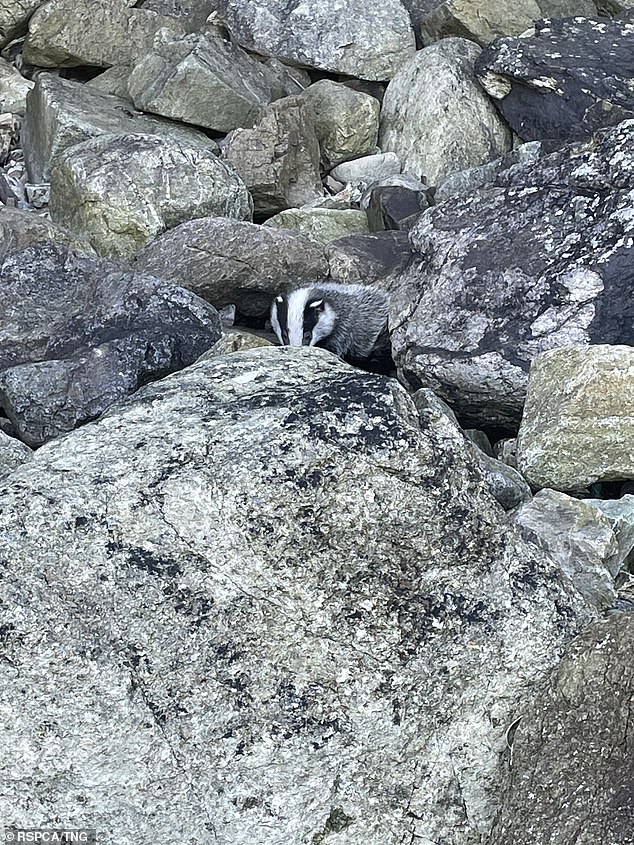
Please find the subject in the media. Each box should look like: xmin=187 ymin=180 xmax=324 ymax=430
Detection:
xmin=309 ymin=299 xmax=324 ymax=311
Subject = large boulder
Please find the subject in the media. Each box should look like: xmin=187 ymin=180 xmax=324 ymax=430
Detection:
xmin=0 ymin=346 xmax=592 ymax=843
xmin=22 ymin=74 xmax=217 ymax=182
xmin=0 ymin=206 xmax=93 ymax=260
xmin=379 ymin=37 xmax=511 ymax=185
xmin=0 ymin=0 xmax=46 ymax=48
xmin=264 ymin=206 xmax=370 ymax=244
xmin=476 ymin=16 xmax=634 ymax=143
xmin=49 ymin=133 xmax=253 ymax=260
xmin=0 ymin=242 xmax=221 ymax=446
xmin=128 ymin=32 xmax=293 ymax=133
xmin=135 ymin=217 xmax=329 ymax=316
xmin=221 ymin=96 xmax=322 ymax=215
xmin=23 ymin=0 xmax=185 ymax=68
xmin=215 ymin=0 xmax=416 ymax=81
xmin=388 ymin=120 xmax=634 ymax=430
xmin=490 ymin=614 xmax=634 ymax=845
xmin=516 ymin=345 xmax=634 ymax=491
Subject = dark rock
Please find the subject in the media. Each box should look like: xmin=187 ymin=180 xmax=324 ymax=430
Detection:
xmin=325 ymin=231 xmax=415 ymax=285
xmin=476 ymin=16 xmax=634 ymax=143
xmin=0 ymin=242 xmax=221 ymax=446
xmin=388 ymin=119 xmax=634 ymax=431
xmin=365 ymin=178 xmax=430 ymax=231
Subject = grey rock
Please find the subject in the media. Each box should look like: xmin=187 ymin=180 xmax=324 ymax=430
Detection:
xmin=301 ymin=80 xmax=380 ymax=166
xmin=128 ymin=32 xmax=290 ymax=133
xmin=0 ymin=429 xmax=32 ymax=478
xmin=330 ymin=152 xmax=401 ymax=187
xmin=388 ymin=120 xmax=634 ymax=430
xmin=50 ymin=133 xmax=252 ymax=260
xmin=476 ymin=16 xmax=634 ymax=143
xmin=86 ymin=65 xmax=134 ymax=100
xmin=494 ymin=438 xmax=519 ymax=469
xmin=490 ymin=613 xmax=634 ymax=845
xmin=215 ymin=0 xmax=415 ymax=81
xmin=412 ymin=385 xmax=460 ymax=426
xmin=140 ymin=0 xmax=215 ymax=31
xmin=264 ymin=206 xmax=369 ymax=244
xmin=0 ymin=0 xmax=45 ymax=49
xmin=364 ymin=175 xmax=430 ymax=231
xmin=380 ymin=37 xmax=511 ymax=186
xmin=221 ymin=96 xmax=321 ymax=215
xmin=136 ymin=216 xmax=329 ymax=316
xmin=0 ymin=206 xmax=93 ymax=260
xmin=464 ymin=428 xmax=494 ymax=457
xmin=0 ymin=345 xmax=593 ymax=843
xmin=0 ymin=241 xmax=221 ymax=446
xmin=23 ymin=0 xmax=185 ymax=68
xmin=585 ymin=495 xmax=634 ymax=572
xmin=325 ymin=230 xmax=414 ymax=285
xmin=196 ymin=328 xmax=273 ymax=361
xmin=22 ymin=74 xmax=217 ymax=182
xmin=517 ymin=345 xmax=634 ymax=491
xmin=511 ymin=489 xmax=620 ymax=609
xmin=0 ymin=56 xmax=33 ymax=114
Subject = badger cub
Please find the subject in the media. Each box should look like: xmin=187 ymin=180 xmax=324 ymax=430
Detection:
xmin=270 ymin=283 xmax=390 ymax=366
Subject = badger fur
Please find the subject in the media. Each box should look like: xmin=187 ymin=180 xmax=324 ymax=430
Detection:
xmin=270 ymin=283 xmax=390 ymax=362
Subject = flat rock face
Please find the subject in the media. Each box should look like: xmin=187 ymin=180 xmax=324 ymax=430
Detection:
xmin=23 ymin=0 xmax=185 ymax=68
xmin=517 ymin=345 xmax=634 ymax=491
xmin=22 ymin=74 xmax=218 ymax=182
xmin=0 ymin=347 xmax=592 ymax=843
xmin=264 ymin=206 xmax=370 ymax=244
xmin=215 ymin=0 xmax=416 ymax=81
xmin=128 ymin=32 xmax=289 ymax=133
xmin=49 ymin=133 xmax=253 ymax=260
xmin=135 ymin=217 xmax=329 ymax=316
xmin=379 ymin=37 xmax=511 ymax=185
xmin=388 ymin=120 xmax=634 ymax=430
xmin=221 ymin=96 xmax=322 ymax=215
xmin=476 ymin=16 xmax=634 ymax=142
xmin=0 ymin=206 xmax=93 ymax=260
xmin=490 ymin=613 xmax=634 ymax=845
xmin=0 ymin=242 xmax=221 ymax=445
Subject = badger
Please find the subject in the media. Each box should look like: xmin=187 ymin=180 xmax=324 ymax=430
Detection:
xmin=270 ymin=283 xmax=390 ymax=365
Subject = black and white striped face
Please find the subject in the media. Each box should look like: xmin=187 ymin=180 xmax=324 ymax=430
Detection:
xmin=271 ymin=288 xmax=336 ymax=348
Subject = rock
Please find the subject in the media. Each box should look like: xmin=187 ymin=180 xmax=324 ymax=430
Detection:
xmin=221 ymin=96 xmax=322 ymax=215
xmin=196 ymin=328 xmax=273 ymax=361
xmin=416 ymin=0 xmax=596 ymax=47
xmin=494 ymin=438 xmax=519 ymax=469
xmin=0 ymin=0 xmax=45 ymax=48
xmin=127 ymin=32 xmax=291 ymax=133
xmin=364 ymin=174 xmax=430 ymax=231
xmin=489 ymin=613 xmax=634 ymax=845
xmin=140 ymin=0 xmax=215 ymax=31
xmin=264 ymin=207 xmax=369 ymax=245
xmin=0 ymin=241 xmax=221 ymax=446
xmin=476 ymin=16 xmax=634 ymax=143
xmin=0 ymin=206 xmax=93 ymax=260
xmin=22 ymin=74 xmax=217 ymax=183
xmin=585 ymin=495 xmax=634 ymax=571
xmin=86 ymin=65 xmax=134 ymax=100
xmin=0 ymin=345 xmax=593 ymax=843
xmin=517 ymin=345 xmax=634 ymax=491
xmin=511 ymin=489 xmax=623 ymax=610
xmin=0 ymin=429 xmax=32 ymax=479
xmin=301 ymin=80 xmax=380 ymax=166
xmin=23 ymin=0 xmax=185 ymax=68
xmin=49 ymin=133 xmax=252 ymax=260
xmin=464 ymin=429 xmax=494 ymax=456
xmin=434 ymin=141 xmax=542 ymax=203
xmin=0 ymin=57 xmax=33 ymax=114
xmin=136 ymin=217 xmax=329 ymax=317
xmin=215 ymin=0 xmax=415 ymax=81
xmin=380 ymin=37 xmax=511 ymax=186
xmin=388 ymin=120 xmax=634 ymax=431
xmin=325 ymin=231 xmax=414 ymax=285
xmin=330 ymin=152 xmax=401 ymax=187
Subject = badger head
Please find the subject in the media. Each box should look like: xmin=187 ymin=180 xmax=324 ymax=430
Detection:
xmin=271 ymin=288 xmax=336 ymax=347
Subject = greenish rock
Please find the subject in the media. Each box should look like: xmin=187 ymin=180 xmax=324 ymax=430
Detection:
xmin=301 ymin=80 xmax=380 ymax=165
xmin=264 ymin=207 xmax=369 ymax=245
xmin=0 ymin=57 xmax=33 ymax=114
xmin=21 ymin=74 xmax=217 ymax=182
xmin=140 ymin=0 xmax=215 ymax=31
xmin=196 ymin=329 xmax=274 ymax=361
xmin=585 ymin=495 xmax=634 ymax=572
xmin=24 ymin=0 xmax=185 ymax=68
xmin=0 ymin=430 xmax=32 ymax=479
xmin=0 ymin=0 xmax=45 ymax=48
xmin=517 ymin=345 xmax=634 ymax=491
xmin=86 ymin=65 xmax=133 ymax=100
xmin=0 ymin=207 xmax=93 ymax=260
xmin=49 ymin=133 xmax=252 ymax=260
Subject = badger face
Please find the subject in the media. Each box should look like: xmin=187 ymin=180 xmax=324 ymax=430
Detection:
xmin=271 ymin=289 xmax=336 ymax=348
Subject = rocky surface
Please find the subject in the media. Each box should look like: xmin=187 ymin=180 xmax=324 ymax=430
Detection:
xmin=0 ymin=56 xmax=33 ymax=114
xmin=388 ymin=119 xmax=634 ymax=430
xmin=0 ymin=0 xmax=46 ymax=48
xmin=477 ymin=15 xmax=634 ymax=143
xmin=517 ymin=345 xmax=634 ymax=491
xmin=380 ymin=37 xmax=511 ymax=185
xmin=196 ymin=328 xmax=274 ymax=360
xmin=325 ymin=230 xmax=414 ymax=286
xmin=0 ymin=242 xmax=221 ymax=445
xmin=0 ymin=429 xmax=32 ymax=479
xmin=364 ymin=174 xmax=430 ymax=231
xmin=0 ymin=206 xmax=93 ymax=260
xmin=22 ymin=74 xmax=217 ymax=182
xmin=490 ymin=613 xmax=634 ymax=845
xmin=221 ymin=96 xmax=322 ymax=215
xmin=0 ymin=347 xmax=593 ymax=843
xmin=136 ymin=217 xmax=329 ymax=316
xmin=330 ymin=152 xmax=401 ymax=188
xmin=49 ymin=133 xmax=252 ymax=259
xmin=264 ymin=206 xmax=370 ymax=244
xmin=215 ymin=0 xmax=416 ymax=81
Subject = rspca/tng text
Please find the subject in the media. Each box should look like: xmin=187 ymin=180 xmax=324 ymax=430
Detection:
xmin=3 ymin=830 xmax=96 ymax=844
